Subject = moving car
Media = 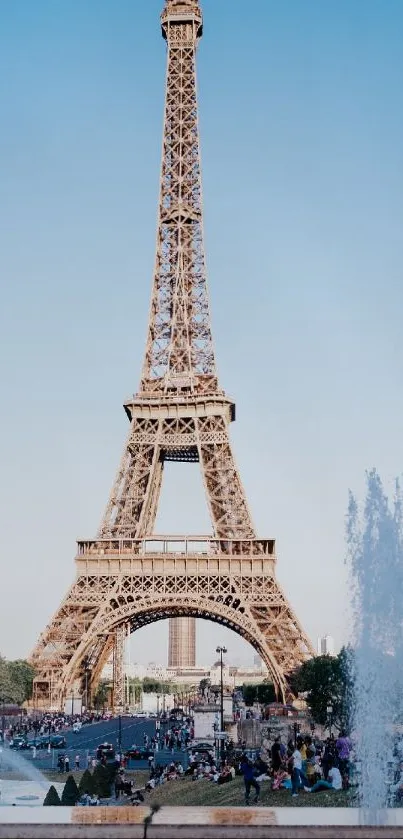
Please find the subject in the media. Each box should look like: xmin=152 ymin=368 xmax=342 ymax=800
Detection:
xmin=124 ymin=746 xmax=154 ymax=761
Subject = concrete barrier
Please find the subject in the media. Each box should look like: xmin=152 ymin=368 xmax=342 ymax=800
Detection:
xmin=1 ymin=807 xmax=403 ymax=838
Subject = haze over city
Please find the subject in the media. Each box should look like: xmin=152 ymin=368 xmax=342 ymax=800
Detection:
xmin=0 ymin=0 xmax=402 ymax=667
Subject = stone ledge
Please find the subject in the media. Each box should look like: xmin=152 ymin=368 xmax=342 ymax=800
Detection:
xmin=1 ymin=807 xmax=403 ymax=838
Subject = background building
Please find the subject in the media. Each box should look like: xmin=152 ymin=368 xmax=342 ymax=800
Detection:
xmin=168 ymin=617 xmax=196 ymax=668
xmin=317 ymin=635 xmax=335 ymax=656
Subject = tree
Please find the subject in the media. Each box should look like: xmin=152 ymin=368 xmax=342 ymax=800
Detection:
xmin=291 ymin=649 xmax=354 ymax=729
xmin=78 ymin=770 xmax=95 ymax=796
xmin=142 ymin=677 xmax=173 ymax=694
xmin=127 ymin=677 xmax=142 ymax=706
xmin=61 ymin=775 xmax=80 ymax=806
xmin=242 ymin=682 xmax=276 ymax=707
xmin=8 ymin=660 xmax=35 ymax=702
xmin=92 ymin=764 xmax=112 ymax=798
xmin=93 ymin=679 xmax=110 ymax=710
xmin=0 ymin=655 xmax=36 ymax=705
xmin=0 ymin=656 xmax=14 ymax=703
xmin=43 ymin=785 xmax=61 ymax=806
xmin=257 ymin=683 xmax=276 ymax=705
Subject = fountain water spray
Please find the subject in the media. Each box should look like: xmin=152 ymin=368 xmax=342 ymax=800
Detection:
xmin=347 ymin=469 xmax=403 ymax=823
xmin=0 ymin=745 xmax=49 ymax=789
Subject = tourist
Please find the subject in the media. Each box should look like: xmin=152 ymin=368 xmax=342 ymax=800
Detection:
xmin=304 ymin=759 xmax=342 ymax=793
xmin=390 ymin=761 xmax=403 ymax=801
xmin=305 ymin=736 xmax=316 ymax=785
xmin=64 ymin=755 xmax=70 ymax=773
xmin=271 ymin=736 xmax=283 ymax=773
xmin=75 ymin=754 xmax=80 ymax=770
xmin=290 ymin=739 xmax=309 ymax=797
xmin=298 ymin=736 xmax=308 ymax=775
xmin=322 ymin=737 xmax=337 ymax=779
xmin=335 ymin=730 xmax=352 ymax=784
xmin=240 ymin=754 xmax=260 ymax=805
xmin=272 ymin=768 xmax=289 ymax=790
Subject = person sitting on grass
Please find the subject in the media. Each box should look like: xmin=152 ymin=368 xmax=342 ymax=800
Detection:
xmin=217 ymin=765 xmax=233 ymax=786
xmin=304 ymin=760 xmax=342 ymax=793
xmin=272 ymin=767 xmax=289 ymax=791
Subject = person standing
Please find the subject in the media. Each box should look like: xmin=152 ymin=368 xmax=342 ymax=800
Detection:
xmin=335 ymin=730 xmax=352 ymax=784
xmin=240 ymin=755 xmax=260 ymax=805
xmin=291 ymin=739 xmax=309 ymax=797
xmin=271 ymin=737 xmax=283 ymax=773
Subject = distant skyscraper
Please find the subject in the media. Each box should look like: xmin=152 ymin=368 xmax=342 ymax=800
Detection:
xmin=317 ymin=635 xmax=335 ymax=656
xmin=168 ymin=618 xmax=196 ymax=669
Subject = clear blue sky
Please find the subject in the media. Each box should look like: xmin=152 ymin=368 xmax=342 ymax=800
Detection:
xmin=0 ymin=0 xmax=402 ymax=668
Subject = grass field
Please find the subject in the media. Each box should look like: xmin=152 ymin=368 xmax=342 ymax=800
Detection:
xmin=40 ymin=769 xmax=350 ymax=807
xmin=38 ymin=768 xmax=356 ymax=808
xmin=144 ymin=776 xmax=351 ymax=808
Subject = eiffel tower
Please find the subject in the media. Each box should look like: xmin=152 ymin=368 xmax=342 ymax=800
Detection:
xmin=31 ymin=0 xmax=314 ymax=711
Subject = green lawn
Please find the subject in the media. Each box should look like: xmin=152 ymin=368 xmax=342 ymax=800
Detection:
xmin=39 ymin=769 xmax=356 ymax=808
xmin=145 ymin=776 xmax=351 ymax=808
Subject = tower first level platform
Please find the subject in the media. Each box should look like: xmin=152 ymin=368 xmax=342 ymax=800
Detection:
xmin=32 ymin=536 xmax=311 ymax=709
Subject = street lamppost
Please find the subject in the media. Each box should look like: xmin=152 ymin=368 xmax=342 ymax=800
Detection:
xmin=83 ymin=657 xmax=90 ymax=713
xmin=216 ymin=645 xmax=227 ymax=761
xmin=118 ymin=714 xmax=122 ymax=763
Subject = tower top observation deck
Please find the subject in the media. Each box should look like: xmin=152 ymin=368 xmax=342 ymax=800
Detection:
xmin=161 ymin=0 xmax=203 ymax=40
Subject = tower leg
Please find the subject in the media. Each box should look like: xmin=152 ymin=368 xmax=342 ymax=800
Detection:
xmin=112 ymin=625 xmax=125 ymax=714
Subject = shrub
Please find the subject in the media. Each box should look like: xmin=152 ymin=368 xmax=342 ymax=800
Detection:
xmin=92 ymin=764 xmax=112 ymax=798
xmin=43 ymin=785 xmax=61 ymax=806
xmin=61 ymin=774 xmax=80 ymax=805
xmin=78 ymin=769 xmax=95 ymax=796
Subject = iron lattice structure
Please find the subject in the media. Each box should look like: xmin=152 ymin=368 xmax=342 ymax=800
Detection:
xmin=31 ymin=0 xmax=314 ymax=711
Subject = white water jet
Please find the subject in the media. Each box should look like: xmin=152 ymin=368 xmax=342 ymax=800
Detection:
xmin=347 ymin=470 xmax=403 ymax=824
xmin=0 ymin=745 xmax=49 ymax=789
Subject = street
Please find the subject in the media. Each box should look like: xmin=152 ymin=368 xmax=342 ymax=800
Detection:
xmin=63 ymin=716 xmax=157 ymax=753
xmin=10 ymin=716 xmax=158 ymax=773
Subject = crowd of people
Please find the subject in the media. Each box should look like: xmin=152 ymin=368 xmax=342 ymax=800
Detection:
xmin=268 ymin=731 xmax=351 ymax=798
xmin=125 ymin=730 xmax=354 ymax=806
xmin=3 ymin=710 xmax=106 ymax=743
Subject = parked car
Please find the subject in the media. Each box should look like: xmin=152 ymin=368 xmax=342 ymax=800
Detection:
xmin=49 ymin=735 xmax=66 ymax=748
xmin=187 ymin=742 xmax=214 ymax=753
xmin=9 ymin=736 xmax=29 ymax=750
xmin=96 ymin=742 xmax=115 ymax=761
xmin=27 ymin=734 xmax=66 ymax=750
